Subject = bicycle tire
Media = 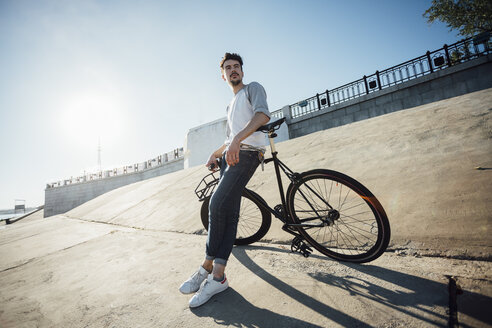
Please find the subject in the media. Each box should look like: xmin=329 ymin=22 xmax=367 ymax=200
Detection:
xmin=286 ymin=169 xmax=390 ymax=263
xmin=201 ymin=189 xmax=272 ymax=246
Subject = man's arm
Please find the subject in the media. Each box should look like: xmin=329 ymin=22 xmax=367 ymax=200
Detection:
xmin=226 ymin=112 xmax=270 ymax=166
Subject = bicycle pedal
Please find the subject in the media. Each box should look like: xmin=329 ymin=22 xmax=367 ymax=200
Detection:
xmin=299 ymin=243 xmax=313 ymax=258
xmin=290 ymin=236 xmax=302 ymax=252
xmin=290 ymin=237 xmax=312 ymax=257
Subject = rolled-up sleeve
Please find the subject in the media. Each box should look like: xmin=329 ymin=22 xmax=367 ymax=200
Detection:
xmin=248 ymin=82 xmax=270 ymax=118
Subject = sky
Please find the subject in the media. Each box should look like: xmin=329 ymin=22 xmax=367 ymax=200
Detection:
xmin=0 ymin=0 xmax=461 ymax=209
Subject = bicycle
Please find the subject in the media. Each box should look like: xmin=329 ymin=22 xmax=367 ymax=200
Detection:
xmin=195 ymin=117 xmax=390 ymax=263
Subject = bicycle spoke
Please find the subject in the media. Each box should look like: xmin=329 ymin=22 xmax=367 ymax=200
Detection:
xmin=340 ymin=213 xmax=377 ymax=226
xmin=236 ymin=198 xmax=263 ymax=239
xmin=337 ymin=220 xmax=375 ymax=244
xmin=294 ymin=184 xmax=328 ymax=216
xmin=299 ymin=180 xmax=333 ymax=210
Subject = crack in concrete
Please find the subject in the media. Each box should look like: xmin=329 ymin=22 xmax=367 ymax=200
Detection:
xmin=0 ymin=258 xmax=36 ymax=274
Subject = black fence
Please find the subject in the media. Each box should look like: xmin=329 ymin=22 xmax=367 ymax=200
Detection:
xmin=282 ymin=31 xmax=490 ymax=120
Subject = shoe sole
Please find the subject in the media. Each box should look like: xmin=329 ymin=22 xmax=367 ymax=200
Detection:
xmin=188 ymin=285 xmax=229 ymax=308
xmin=179 ymin=288 xmax=198 ymax=295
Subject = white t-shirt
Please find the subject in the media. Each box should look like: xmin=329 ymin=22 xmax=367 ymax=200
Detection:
xmin=225 ymin=82 xmax=271 ymax=148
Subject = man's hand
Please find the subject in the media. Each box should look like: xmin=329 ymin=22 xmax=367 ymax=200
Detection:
xmin=226 ymin=137 xmax=241 ymax=166
xmin=224 ymin=112 xmax=269 ymax=167
xmin=205 ymin=154 xmax=219 ymax=172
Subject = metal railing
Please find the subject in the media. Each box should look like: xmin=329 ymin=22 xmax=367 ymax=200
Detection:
xmin=46 ymin=147 xmax=184 ymax=188
xmin=289 ymin=31 xmax=491 ymax=119
xmin=271 ymin=109 xmax=284 ymax=119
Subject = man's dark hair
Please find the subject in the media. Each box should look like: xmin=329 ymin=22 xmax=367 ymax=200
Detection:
xmin=220 ymin=52 xmax=243 ymax=70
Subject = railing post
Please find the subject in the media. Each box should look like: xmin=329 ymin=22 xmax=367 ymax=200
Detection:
xmin=316 ymin=93 xmax=321 ymax=110
xmin=363 ymin=75 xmax=369 ymax=94
xmin=443 ymin=44 xmax=452 ymax=67
xmin=326 ymin=90 xmax=330 ymax=107
xmin=376 ymin=71 xmax=382 ymax=90
xmin=426 ymin=51 xmax=434 ymax=73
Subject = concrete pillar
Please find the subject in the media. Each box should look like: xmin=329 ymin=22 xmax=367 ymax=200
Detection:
xmin=281 ymin=105 xmax=292 ymax=123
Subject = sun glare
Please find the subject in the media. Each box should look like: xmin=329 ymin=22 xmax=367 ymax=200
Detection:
xmin=59 ymin=92 xmax=126 ymax=149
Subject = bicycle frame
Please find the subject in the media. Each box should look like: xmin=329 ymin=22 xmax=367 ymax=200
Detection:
xmin=194 ymin=119 xmax=337 ymax=237
xmin=244 ymin=133 xmax=293 ymax=223
xmin=243 ymin=131 xmax=332 ymax=236
xmin=195 ymin=117 xmax=391 ymax=261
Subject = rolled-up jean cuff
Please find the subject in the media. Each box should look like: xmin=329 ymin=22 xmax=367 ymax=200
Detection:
xmin=205 ymin=255 xmax=215 ymax=261
xmin=214 ymin=258 xmax=227 ymax=266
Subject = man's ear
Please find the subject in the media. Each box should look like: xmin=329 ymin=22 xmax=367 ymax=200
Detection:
xmin=221 ymin=73 xmax=226 ymax=81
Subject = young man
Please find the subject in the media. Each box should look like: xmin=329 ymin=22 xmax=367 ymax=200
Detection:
xmin=179 ymin=53 xmax=270 ymax=307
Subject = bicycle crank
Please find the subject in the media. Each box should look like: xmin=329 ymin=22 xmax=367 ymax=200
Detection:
xmin=290 ymin=236 xmax=313 ymax=258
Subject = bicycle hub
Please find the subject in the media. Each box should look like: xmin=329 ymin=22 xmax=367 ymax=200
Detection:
xmin=327 ymin=209 xmax=340 ymax=222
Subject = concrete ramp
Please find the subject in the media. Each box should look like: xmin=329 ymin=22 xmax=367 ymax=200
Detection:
xmin=2 ymin=89 xmax=492 ymax=328
xmin=65 ymin=88 xmax=492 ymax=256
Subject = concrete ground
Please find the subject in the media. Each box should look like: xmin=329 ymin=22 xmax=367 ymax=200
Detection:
xmin=1 ymin=89 xmax=491 ymax=327
xmin=0 ymin=216 xmax=490 ymax=328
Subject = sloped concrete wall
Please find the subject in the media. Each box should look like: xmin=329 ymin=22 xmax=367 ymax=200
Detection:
xmin=65 ymin=89 xmax=492 ymax=255
xmin=44 ymin=158 xmax=183 ymax=217
xmin=45 ymin=56 xmax=490 ymax=219
xmin=288 ymin=54 xmax=492 ymax=138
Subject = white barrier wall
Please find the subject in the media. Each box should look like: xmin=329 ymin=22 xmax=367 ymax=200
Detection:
xmin=44 ymin=158 xmax=184 ymax=217
xmin=184 ymin=116 xmax=290 ymax=168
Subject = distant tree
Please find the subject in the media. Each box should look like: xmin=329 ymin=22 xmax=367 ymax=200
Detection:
xmin=423 ymin=0 xmax=492 ymax=37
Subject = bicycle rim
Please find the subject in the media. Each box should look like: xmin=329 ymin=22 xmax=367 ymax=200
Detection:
xmin=287 ymin=170 xmax=390 ymax=263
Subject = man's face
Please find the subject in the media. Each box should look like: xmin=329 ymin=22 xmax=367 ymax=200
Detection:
xmin=222 ymin=59 xmax=243 ymax=86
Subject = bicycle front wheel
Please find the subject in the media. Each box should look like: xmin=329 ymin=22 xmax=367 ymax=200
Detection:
xmin=286 ymin=169 xmax=390 ymax=263
xmin=201 ymin=189 xmax=271 ymax=246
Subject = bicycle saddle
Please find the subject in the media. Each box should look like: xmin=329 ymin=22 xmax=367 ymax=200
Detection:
xmin=257 ymin=117 xmax=286 ymax=133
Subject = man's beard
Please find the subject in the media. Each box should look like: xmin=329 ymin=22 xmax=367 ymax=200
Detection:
xmin=231 ymin=79 xmax=242 ymax=86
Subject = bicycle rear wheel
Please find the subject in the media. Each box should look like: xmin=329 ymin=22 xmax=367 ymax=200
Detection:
xmin=286 ymin=169 xmax=390 ymax=263
xmin=201 ymin=189 xmax=271 ymax=246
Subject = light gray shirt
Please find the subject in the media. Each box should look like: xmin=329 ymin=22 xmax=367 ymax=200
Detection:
xmin=225 ymin=82 xmax=271 ymax=148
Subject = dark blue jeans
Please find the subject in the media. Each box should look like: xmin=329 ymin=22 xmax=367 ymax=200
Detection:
xmin=206 ymin=150 xmax=260 ymax=265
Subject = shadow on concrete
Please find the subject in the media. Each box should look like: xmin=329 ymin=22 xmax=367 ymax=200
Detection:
xmin=190 ymin=287 xmax=323 ymax=328
xmin=230 ymin=246 xmax=372 ymax=327
xmin=333 ymin=263 xmax=492 ymax=328
xmin=231 ymin=244 xmax=491 ymax=328
xmin=310 ymin=264 xmax=447 ymax=326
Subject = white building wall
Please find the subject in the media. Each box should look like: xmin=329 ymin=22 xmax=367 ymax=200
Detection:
xmin=184 ymin=115 xmax=290 ymax=169
xmin=184 ymin=117 xmax=228 ymax=168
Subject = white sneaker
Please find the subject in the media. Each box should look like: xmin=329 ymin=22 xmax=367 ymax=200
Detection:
xmin=189 ymin=274 xmax=229 ymax=308
xmin=179 ymin=266 xmax=209 ymax=294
